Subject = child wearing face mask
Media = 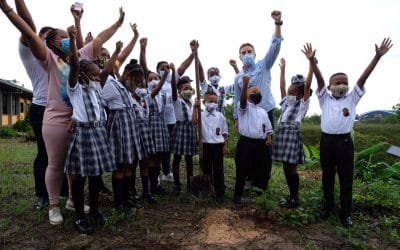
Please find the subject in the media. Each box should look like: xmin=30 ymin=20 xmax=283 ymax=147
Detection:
xmin=199 ymin=65 xmax=226 ymax=115
xmin=192 ymin=92 xmax=228 ymax=202
xmin=303 ymin=39 xmax=392 ymax=227
xmin=134 ymin=68 xmax=172 ymax=201
xmin=233 ymin=76 xmax=273 ymax=205
xmin=170 ymin=75 xmax=198 ymax=194
xmin=273 ymin=57 xmax=312 ymax=209
xmin=65 ymin=32 xmax=120 ymax=234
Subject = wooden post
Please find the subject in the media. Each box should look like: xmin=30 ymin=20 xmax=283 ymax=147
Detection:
xmin=194 ymin=48 xmax=203 ymax=171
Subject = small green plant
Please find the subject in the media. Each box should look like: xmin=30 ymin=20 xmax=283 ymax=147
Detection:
xmin=253 ymin=187 xmax=277 ymax=213
xmin=0 ymin=127 xmax=17 ymax=138
xmin=12 ymin=119 xmax=32 ymax=132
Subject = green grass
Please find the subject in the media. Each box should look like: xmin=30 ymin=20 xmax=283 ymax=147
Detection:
xmin=1 ymin=122 xmax=400 ymax=248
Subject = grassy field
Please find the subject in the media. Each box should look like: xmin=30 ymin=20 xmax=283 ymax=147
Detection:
xmin=1 ymin=123 xmax=400 ymax=249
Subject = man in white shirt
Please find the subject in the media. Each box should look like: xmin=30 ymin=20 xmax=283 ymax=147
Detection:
xmin=303 ymin=39 xmax=392 ymax=227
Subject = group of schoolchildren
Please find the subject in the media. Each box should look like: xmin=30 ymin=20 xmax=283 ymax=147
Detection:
xmin=1 ymin=1 xmax=393 ymax=235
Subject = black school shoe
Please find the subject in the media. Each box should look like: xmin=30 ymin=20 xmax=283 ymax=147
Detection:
xmin=75 ymin=218 xmax=95 ymax=235
xmin=279 ymin=197 xmax=299 ymax=209
xmin=141 ymin=193 xmax=157 ymax=205
xmin=340 ymin=216 xmax=353 ymax=227
xmin=233 ymin=195 xmax=242 ymax=205
xmin=35 ymin=196 xmax=49 ymax=210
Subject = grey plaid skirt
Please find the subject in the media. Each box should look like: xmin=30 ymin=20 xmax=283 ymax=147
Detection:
xmin=134 ymin=116 xmax=156 ymax=158
xmin=272 ymin=123 xmax=305 ymax=164
xmin=171 ymin=120 xmax=198 ymax=156
xmin=65 ymin=124 xmax=116 ymax=177
xmin=107 ymin=109 xmax=142 ymax=165
xmin=148 ymin=114 xmax=170 ymax=153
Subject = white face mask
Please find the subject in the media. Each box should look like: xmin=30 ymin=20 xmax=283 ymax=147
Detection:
xmin=205 ymin=102 xmax=218 ymax=112
xmin=330 ymin=84 xmax=349 ymax=98
xmin=180 ymin=90 xmax=193 ymax=100
xmin=148 ymin=80 xmax=159 ymax=92
xmin=88 ymin=80 xmax=101 ymax=90
xmin=209 ymin=75 xmax=221 ymax=86
xmin=135 ymin=87 xmax=148 ymax=98
xmin=286 ymin=95 xmax=297 ymax=105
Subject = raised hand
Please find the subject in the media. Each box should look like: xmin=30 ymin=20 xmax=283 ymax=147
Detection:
xmin=67 ymin=25 xmax=77 ymax=39
xmin=130 ymin=22 xmax=138 ymax=37
xmin=302 ymin=43 xmax=316 ymax=61
xmin=115 ymin=41 xmax=123 ymax=53
xmin=375 ymin=37 xmax=393 ymax=58
xmin=140 ymin=37 xmax=147 ymax=48
xmin=242 ymin=75 xmax=250 ymax=85
xmin=85 ymin=32 xmax=93 ymax=44
xmin=229 ymin=59 xmax=237 ymax=68
xmin=70 ymin=4 xmax=83 ymax=21
xmin=169 ymin=62 xmax=175 ymax=71
xmin=271 ymin=10 xmax=282 ymax=22
xmin=117 ymin=7 xmax=125 ymax=26
xmin=190 ymin=39 xmax=199 ymax=52
xmin=279 ymin=57 xmax=285 ymax=69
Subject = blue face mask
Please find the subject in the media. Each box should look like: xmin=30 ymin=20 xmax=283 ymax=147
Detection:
xmin=242 ymin=54 xmax=255 ymax=68
xmin=60 ymin=38 xmax=70 ymax=54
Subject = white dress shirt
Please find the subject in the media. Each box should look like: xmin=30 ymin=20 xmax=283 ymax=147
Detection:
xmin=237 ymin=101 xmax=273 ymax=139
xmin=201 ymin=110 xmax=228 ymax=143
xmin=67 ymin=83 xmax=102 ymax=122
xmin=101 ymin=76 xmax=134 ymax=110
xmin=318 ymin=85 xmax=364 ymax=134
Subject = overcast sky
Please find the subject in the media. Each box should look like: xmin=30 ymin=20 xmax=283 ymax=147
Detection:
xmin=0 ymin=0 xmax=399 ymax=116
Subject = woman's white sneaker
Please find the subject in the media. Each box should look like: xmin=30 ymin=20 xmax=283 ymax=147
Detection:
xmin=49 ymin=207 xmax=63 ymax=225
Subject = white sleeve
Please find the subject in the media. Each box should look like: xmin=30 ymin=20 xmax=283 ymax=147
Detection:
xmin=317 ymin=86 xmax=328 ymax=107
xmin=349 ymin=85 xmax=365 ymax=105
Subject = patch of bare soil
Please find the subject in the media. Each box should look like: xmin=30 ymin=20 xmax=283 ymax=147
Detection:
xmin=299 ymin=170 xmax=322 ymax=181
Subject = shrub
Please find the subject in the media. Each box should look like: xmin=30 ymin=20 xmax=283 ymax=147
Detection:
xmin=12 ymin=119 xmax=32 ymax=132
xmin=0 ymin=127 xmax=18 ymax=138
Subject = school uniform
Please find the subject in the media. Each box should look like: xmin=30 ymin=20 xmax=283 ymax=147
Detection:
xmin=132 ymin=98 xmax=156 ymax=158
xmin=201 ymin=109 xmax=228 ymax=197
xmin=171 ymin=98 xmax=198 ymax=156
xmin=65 ymin=83 xmax=116 ymax=176
xmin=101 ymin=76 xmax=143 ymax=164
xmin=145 ymin=95 xmax=170 ymax=153
xmin=318 ymin=85 xmax=364 ymax=218
xmin=273 ymin=97 xmax=310 ymax=164
xmin=234 ymin=101 xmax=273 ymax=199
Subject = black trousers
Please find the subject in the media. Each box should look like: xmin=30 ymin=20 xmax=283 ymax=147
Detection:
xmin=234 ymin=136 xmax=272 ymax=197
xmin=203 ymin=143 xmax=225 ymax=196
xmin=28 ymin=103 xmax=48 ymax=198
xmin=320 ymin=133 xmax=354 ymax=218
xmin=161 ymin=124 xmax=175 ymax=175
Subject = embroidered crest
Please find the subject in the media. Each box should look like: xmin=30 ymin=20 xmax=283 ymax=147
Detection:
xmin=342 ymin=108 xmax=349 ymax=117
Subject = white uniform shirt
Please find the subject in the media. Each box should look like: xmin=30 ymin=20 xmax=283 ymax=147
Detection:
xmin=67 ymin=83 xmax=102 ymax=122
xmin=318 ymin=85 xmax=364 ymax=134
xmin=18 ymin=41 xmax=48 ymax=106
xmin=237 ymin=101 xmax=273 ymax=139
xmin=160 ymin=72 xmax=179 ymax=124
xmin=101 ymin=76 xmax=134 ymax=110
xmin=278 ymin=97 xmax=310 ymax=124
xmin=201 ymin=110 xmax=228 ymax=143
xmin=173 ymin=97 xmax=193 ymax=122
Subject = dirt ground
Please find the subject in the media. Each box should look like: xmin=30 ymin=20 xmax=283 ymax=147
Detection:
xmin=3 ymin=200 xmax=355 ymax=249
